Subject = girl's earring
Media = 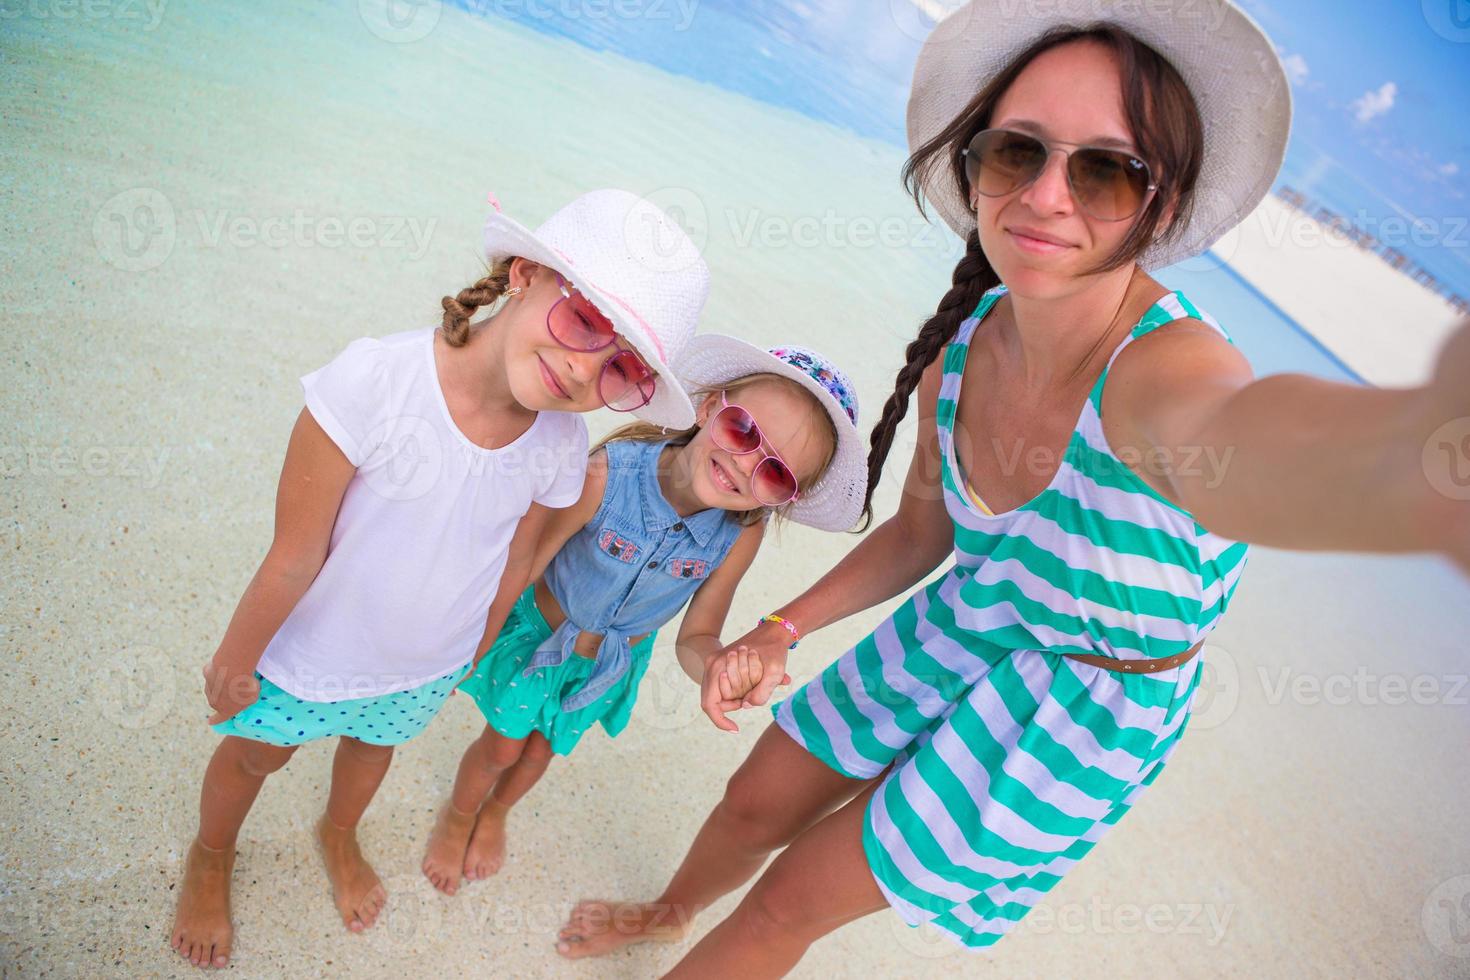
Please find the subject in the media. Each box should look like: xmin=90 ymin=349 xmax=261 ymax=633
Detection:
xmin=505 ymin=286 xmax=523 ymax=297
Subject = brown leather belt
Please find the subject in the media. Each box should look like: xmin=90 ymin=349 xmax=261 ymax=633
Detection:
xmin=1063 ymin=639 xmax=1205 ymax=674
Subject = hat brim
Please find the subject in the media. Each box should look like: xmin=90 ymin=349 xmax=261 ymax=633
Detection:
xmin=906 ymin=0 xmax=1291 ymax=269
xmin=483 ymin=212 xmax=697 ymax=430
xmin=676 ymin=335 xmax=867 ymax=532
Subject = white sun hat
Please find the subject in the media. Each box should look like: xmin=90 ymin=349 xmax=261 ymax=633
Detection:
xmin=675 ymin=335 xmax=868 ymax=533
xmin=482 ymin=189 xmax=709 ymax=429
xmin=906 ymin=0 xmax=1292 ymax=269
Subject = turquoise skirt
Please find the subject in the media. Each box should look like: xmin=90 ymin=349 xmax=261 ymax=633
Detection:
xmin=459 ymin=586 xmax=656 ymax=755
xmin=211 ymin=668 xmax=463 ymax=747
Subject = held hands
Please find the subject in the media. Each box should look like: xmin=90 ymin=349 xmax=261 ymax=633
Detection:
xmin=698 ymin=620 xmax=797 ymax=733
xmin=202 ymin=659 xmax=260 ymax=726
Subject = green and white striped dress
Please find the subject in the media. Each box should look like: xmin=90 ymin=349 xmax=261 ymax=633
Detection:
xmin=774 ymin=285 xmax=1249 ymax=949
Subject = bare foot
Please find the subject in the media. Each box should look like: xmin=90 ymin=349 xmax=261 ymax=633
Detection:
xmin=421 ymin=802 xmax=476 ymax=895
xmin=555 ymin=900 xmax=694 ymax=959
xmin=170 ymin=839 xmax=236 ymax=969
xmin=463 ymin=800 xmax=510 ymax=881
xmin=315 ymin=815 xmax=387 ymax=932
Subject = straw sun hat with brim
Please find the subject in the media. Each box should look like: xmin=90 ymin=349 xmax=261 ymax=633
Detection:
xmin=675 ymin=335 xmax=867 ymax=533
xmin=482 ymin=188 xmax=708 ymax=430
xmin=906 ymin=0 xmax=1292 ymax=270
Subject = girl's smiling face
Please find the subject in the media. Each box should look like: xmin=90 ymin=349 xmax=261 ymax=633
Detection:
xmin=683 ymin=379 xmax=833 ymax=512
xmin=500 ymin=259 xmax=658 ymax=415
xmin=973 ymin=40 xmax=1152 ymax=297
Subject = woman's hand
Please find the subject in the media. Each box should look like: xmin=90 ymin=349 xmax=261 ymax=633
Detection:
xmin=697 ymin=620 xmax=797 ymax=733
xmin=729 ymin=620 xmax=797 ymax=708
xmin=699 ymin=650 xmax=747 ymax=733
xmin=202 ymin=659 xmax=260 ymax=726
xmin=1412 ymin=318 xmax=1470 ymax=572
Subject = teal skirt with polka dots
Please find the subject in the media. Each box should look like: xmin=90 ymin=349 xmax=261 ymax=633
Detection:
xmin=211 ymin=668 xmax=464 ymax=747
xmin=459 ymin=586 xmax=656 ymax=756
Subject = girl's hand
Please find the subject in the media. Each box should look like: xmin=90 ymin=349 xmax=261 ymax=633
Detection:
xmin=202 ymin=660 xmax=260 ymax=726
xmin=717 ymin=646 xmax=764 ymax=705
xmin=724 ymin=620 xmax=797 ymax=709
xmin=699 ymin=651 xmax=747 ymax=733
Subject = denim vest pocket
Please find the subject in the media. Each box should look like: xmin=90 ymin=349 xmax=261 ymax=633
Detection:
xmin=595 ymin=526 xmax=643 ymax=565
xmin=665 ymin=557 xmax=713 ymax=580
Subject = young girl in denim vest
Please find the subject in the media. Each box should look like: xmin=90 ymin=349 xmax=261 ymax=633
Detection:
xmin=169 ymin=190 xmax=710 ymax=969
xmin=420 ymin=336 xmax=868 ymax=895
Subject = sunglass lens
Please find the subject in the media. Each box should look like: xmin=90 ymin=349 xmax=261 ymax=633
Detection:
xmin=967 ymin=129 xmax=1046 ymax=198
xmin=600 ymin=350 xmax=657 ymax=412
xmin=712 ymin=406 xmax=761 ymax=454
xmin=549 ymin=293 xmax=617 ymax=351
xmin=1069 ymin=149 xmax=1151 ymax=221
xmin=752 ymin=457 xmax=798 ymax=506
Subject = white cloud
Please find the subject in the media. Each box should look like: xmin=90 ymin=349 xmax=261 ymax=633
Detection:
xmin=1351 ymin=81 xmax=1397 ymax=123
xmin=1282 ymin=53 xmax=1309 ymax=85
xmin=1441 ymin=162 xmax=1461 ymax=177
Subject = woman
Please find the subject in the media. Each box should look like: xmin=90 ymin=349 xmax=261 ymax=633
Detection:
xmin=556 ymin=2 xmax=1470 ymax=974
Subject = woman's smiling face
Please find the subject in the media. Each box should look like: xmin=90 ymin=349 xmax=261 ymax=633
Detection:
xmin=973 ymin=39 xmax=1150 ymax=297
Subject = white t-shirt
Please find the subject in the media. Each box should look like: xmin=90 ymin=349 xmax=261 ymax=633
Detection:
xmin=256 ymin=327 xmax=589 ymax=701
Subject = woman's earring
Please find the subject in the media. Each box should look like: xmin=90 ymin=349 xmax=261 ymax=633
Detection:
xmin=505 ymin=286 xmax=523 ymax=297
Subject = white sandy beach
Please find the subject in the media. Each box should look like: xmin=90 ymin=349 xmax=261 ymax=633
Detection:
xmin=1213 ymin=194 xmax=1465 ymax=387
xmin=3 ymin=2 xmax=1470 ymax=978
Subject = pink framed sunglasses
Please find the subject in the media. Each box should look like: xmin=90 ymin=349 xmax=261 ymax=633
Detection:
xmin=708 ymin=391 xmax=800 ymax=507
xmin=546 ymin=273 xmax=658 ymax=412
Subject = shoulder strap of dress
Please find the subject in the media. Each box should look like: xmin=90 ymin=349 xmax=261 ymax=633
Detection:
xmin=1087 ymin=290 xmax=1227 ymax=410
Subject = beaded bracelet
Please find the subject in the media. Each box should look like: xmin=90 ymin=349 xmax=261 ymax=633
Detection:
xmin=758 ymin=614 xmax=801 ymax=649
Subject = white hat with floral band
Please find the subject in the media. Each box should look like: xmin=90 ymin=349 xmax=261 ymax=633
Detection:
xmin=906 ymin=0 xmax=1292 ymax=270
xmin=675 ymin=334 xmax=867 ymax=533
xmin=483 ymin=189 xmax=708 ymax=429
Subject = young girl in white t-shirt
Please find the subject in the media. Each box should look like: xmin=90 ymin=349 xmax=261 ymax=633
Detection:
xmin=169 ymin=190 xmax=710 ymax=970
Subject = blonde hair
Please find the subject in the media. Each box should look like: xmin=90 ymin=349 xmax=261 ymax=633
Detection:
xmin=594 ymin=373 xmax=839 ymax=528
xmin=440 ymin=259 xmax=513 ymax=347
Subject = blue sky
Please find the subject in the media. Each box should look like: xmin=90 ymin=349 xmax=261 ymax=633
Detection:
xmin=489 ymin=0 xmax=1470 ymax=289
xmin=1237 ymin=0 xmax=1469 ymax=221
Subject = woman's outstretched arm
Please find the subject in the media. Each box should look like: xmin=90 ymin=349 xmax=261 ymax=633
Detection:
xmin=1107 ymin=318 xmax=1470 ymax=569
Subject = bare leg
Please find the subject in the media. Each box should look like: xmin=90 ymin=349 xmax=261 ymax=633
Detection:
xmin=422 ymin=726 xmax=528 ymax=893
xmin=664 ymin=782 xmax=887 ymax=979
xmin=464 ymin=731 xmax=554 ymax=879
xmin=557 ymin=725 xmax=869 ymax=959
xmin=171 ymin=736 xmax=298 ymax=969
xmin=316 ymin=736 xmax=394 ymax=932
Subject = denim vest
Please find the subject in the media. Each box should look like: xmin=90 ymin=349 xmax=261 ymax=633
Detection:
xmin=530 ymin=438 xmax=746 ymax=711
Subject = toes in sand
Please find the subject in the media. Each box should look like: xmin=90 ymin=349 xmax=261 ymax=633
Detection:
xmin=421 ymin=802 xmax=477 ymax=895
xmin=316 ymin=816 xmax=387 ymax=933
xmin=555 ymin=900 xmax=693 ymax=959
xmin=170 ymin=838 xmax=236 ymax=969
xmin=463 ymin=801 xmax=510 ymax=881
